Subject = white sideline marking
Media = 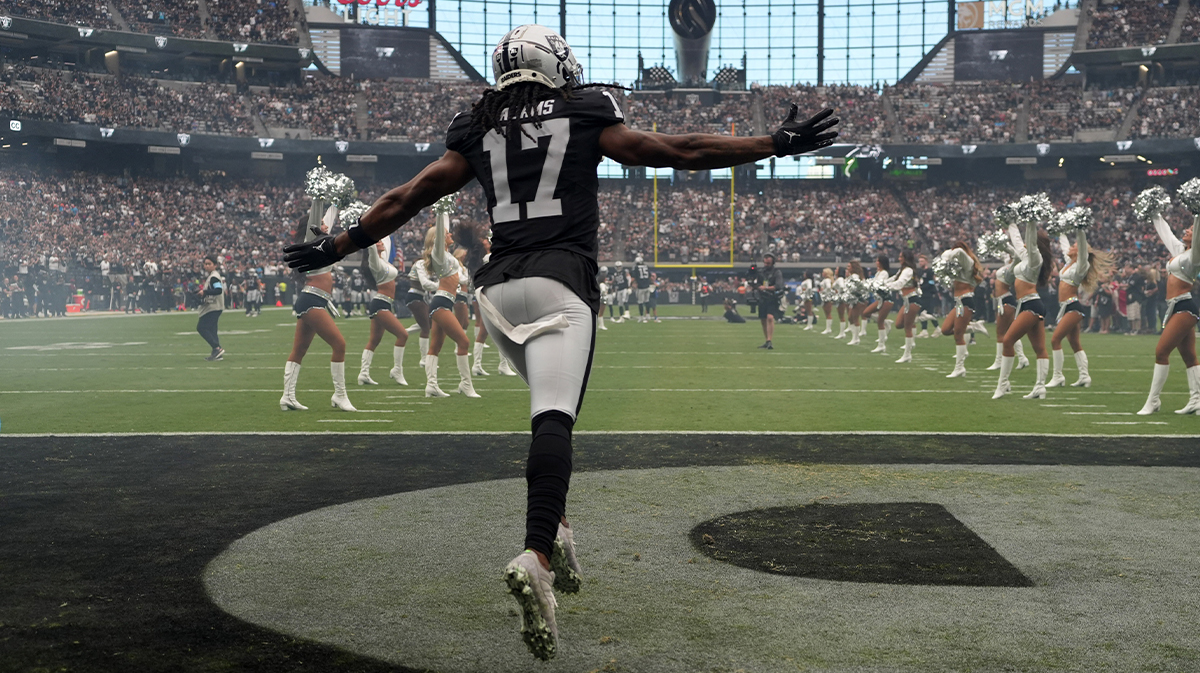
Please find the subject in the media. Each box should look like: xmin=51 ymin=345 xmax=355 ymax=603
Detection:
xmin=0 ymin=388 xmax=1188 ymax=396
xmin=316 ymin=419 xmax=394 ymax=423
xmin=5 ymin=430 xmax=1199 ymax=438
xmin=1041 ymin=404 xmax=1107 ymax=408
xmin=352 ymin=409 xmax=415 ymax=413
xmin=1093 ymin=422 xmax=1170 ymax=425
xmin=1064 ymin=412 xmax=1134 ymax=416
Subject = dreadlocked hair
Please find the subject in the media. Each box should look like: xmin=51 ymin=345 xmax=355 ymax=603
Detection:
xmin=470 ymin=81 xmax=629 ymax=140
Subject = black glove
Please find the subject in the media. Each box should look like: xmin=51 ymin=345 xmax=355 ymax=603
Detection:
xmin=771 ymin=105 xmax=839 ymax=157
xmin=283 ymin=227 xmax=344 ymax=273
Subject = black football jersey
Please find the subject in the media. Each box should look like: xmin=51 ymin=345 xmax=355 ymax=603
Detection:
xmin=633 ymin=263 xmax=651 ymax=288
xmin=446 ymin=88 xmax=625 ymax=311
xmin=616 ymin=272 xmax=630 ymax=291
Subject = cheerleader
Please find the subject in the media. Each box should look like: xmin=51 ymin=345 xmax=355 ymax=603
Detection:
xmin=936 ymin=241 xmax=985 ymax=378
xmin=984 ymin=226 xmax=1030 ymax=372
xmin=421 ymin=202 xmax=480 ymax=399
xmin=845 ymin=261 xmax=866 ymax=345
xmin=798 ymin=273 xmax=817 ymax=330
xmin=833 ymin=267 xmax=850 ymax=338
xmin=405 ymin=252 xmax=437 ymax=367
xmin=1048 ymin=228 xmax=1111 ymax=388
xmin=888 ymin=250 xmax=920 ymax=363
xmin=862 ymin=255 xmax=893 ymax=354
xmin=356 ymin=237 xmax=410 ymax=387
xmin=993 ymin=197 xmax=1055 ymax=399
xmin=819 ymin=268 xmax=835 ymax=334
xmin=456 ymin=223 xmax=495 ymax=375
xmin=1137 ymin=186 xmax=1200 ymax=415
xmin=280 ymin=198 xmax=356 ymax=412
xmin=453 ymin=247 xmax=472 ymax=331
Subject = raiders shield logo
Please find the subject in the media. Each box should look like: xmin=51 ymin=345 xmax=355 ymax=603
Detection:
xmin=1036 ymin=143 xmax=1050 ymax=156
xmin=1193 ymin=137 xmax=1200 ymax=151
xmin=0 ymin=17 xmax=13 ymax=30
xmin=233 ymin=43 xmax=248 ymax=52
xmin=961 ymin=145 xmax=977 ymax=155
xmin=1116 ymin=140 xmax=1133 ymax=151
xmin=415 ymin=143 xmax=431 ymax=152
xmin=335 ymin=141 xmax=349 ymax=154
xmin=155 ymin=36 xmax=168 ymax=49
xmin=177 ymin=133 xmax=191 ymax=146
xmin=1142 ymin=47 xmax=1157 ymax=57
xmin=376 ymin=47 xmax=395 ymax=58
xmin=100 ymin=128 xmax=114 ymax=138
xmin=258 ymin=138 xmax=275 ymax=148
xmin=298 ymin=48 xmax=310 ymax=58
xmin=847 ymin=144 xmax=882 ymax=159
xmin=77 ymin=27 xmax=94 ymax=37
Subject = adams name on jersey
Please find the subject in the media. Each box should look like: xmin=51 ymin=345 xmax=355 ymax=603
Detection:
xmin=445 ymin=87 xmax=625 ymax=311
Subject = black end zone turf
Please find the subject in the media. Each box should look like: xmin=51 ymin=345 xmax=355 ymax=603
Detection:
xmin=691 ymin=502 xmax=1033 ymax=587
xmin=1 ymin=432 xmax=1196 ymax=672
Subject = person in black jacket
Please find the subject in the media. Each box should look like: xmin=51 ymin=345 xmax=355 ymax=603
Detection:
xmin=197 ymin=255 xmax=226 ymax=361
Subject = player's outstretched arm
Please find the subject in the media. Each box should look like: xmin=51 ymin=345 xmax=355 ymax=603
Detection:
xmin=600 ymin=106 xmax=838 ymax=171
xmin=283 ymin=151 xmax=472 ymax=272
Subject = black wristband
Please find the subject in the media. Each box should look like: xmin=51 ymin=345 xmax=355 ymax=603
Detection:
xmin=346 ymin=220 xmax=378 ymax=250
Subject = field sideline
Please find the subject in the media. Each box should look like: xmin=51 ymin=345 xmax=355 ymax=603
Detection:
xmin=1 ymin=305 xmax=1198 ymax=435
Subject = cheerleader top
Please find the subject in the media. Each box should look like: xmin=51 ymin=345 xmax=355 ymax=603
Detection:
xmin=1057 ymin=232 xmax=1090 ymax=288
xmin=873 ymin=268 xmax=890 ymax=289
xmin=887 ymin=266 xmax=917 ymax=291
xmin=366 ymin=243 xmax=399 ymax=285
xmin=1153 ymin=213 xmax=1200 ymax=284
xmin=458 ymin=263 xmax=471 ymax=293
xmin=1009 ymin=219 xmax=1042 ymax=285
xmin=408 ymin=259 xmax=439 ymax=294
xmin=820 ymin=277 xmax=833 ymax=293
xmin=938 ymin=247 xmax=978 ymax=285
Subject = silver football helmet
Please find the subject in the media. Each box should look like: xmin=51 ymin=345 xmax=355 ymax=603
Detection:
xmin=492 ymin=24 xmax=584 ymax=91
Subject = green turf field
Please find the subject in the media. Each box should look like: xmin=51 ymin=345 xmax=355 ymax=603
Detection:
xmin=1 ymin=305 xmax=1197 ymax=435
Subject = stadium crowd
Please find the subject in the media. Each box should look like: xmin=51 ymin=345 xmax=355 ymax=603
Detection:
xmin=1087 ymin=0 xmax=1176 ymax=50
xmin=3 ymin=0 xmax=298 ymax=43
xmin=117 ymin=0 xmax=207 ymax=39
xmin=889 ymin=83 xmax=1022 ymax=145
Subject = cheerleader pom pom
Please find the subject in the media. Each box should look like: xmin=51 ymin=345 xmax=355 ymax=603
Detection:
xmin=433 ymin=194 xmax=457 ymax=215
xmin=976 ymin=229 xmax=1011 ymax=260
xmin=930 ymin=255 xmax=961 ymax=288
xmin=1134 ymin=185 xmax=1172 ymax=222
xmin=1177 ymin=179 xmax=1200 ymax=215
xmin=338 ymin=201 xmax=370 ymax=229
xmin=1012 ymin=193 xmax=1055 ymax=225
xmin=992 ymin=203 xmax=1018 ymax=228
xmin=1057 ymin=206 xmax=1094 ymax=234
xmin=304 ymin=165 xmax=356 ymax=208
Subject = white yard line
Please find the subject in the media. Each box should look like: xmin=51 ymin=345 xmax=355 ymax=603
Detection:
xmin=1041 ymin=404 xmax=1108 ymax=408
xmin=315 ymin=419 xmax=395 ymax=423
xmin=1064 ymin=412 xmax=1134 ymax=416
xmin=5 ymin=430 xmax=1199 ymax=437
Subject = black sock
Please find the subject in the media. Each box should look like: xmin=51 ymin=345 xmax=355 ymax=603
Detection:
xmin=524 ymin=410 xmax=574 ymax=558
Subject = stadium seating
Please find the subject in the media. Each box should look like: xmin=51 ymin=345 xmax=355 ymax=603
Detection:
xmin=1086 ymin=0 xmax=1176 ymax=50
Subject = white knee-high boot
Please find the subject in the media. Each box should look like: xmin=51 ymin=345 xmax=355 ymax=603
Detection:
xmin=456 ymin=353 xmax=480 ymax=398
xmin=1015 ymin=340 xmax=1030 ymax=369
xmin=834 ymin=317 xmax=845 ymax=338
xmin=1047 ymin=349 xmax=1066 ymax=387
xmin=947 ymin=345 xmax=967 ymax=378
xmin=418 ymin=336 xmax=429 ymax=366
xmin=358 ymin=349 xmax=378 ymax=385
xmin=1138 ymin=363 xmax=1170 ymax=414
xmin=821 ymin=315 xmax=832 ymax=334
xmin=390 ymin=345 xmax=407 ymax=385
xmin=992 ymin=356 xmax=1014 ymax=399
xmin=330 ymin=361 xmax=356 ymax=411
xmin=279 ymin=361 xmax=307 ymax=410
xmin=1022 ymin=358 xmax=1048 ymax=399
xmin=425 ymin=356 xmax=449 ymax=397
xmin=986 ymin=342 xmax=1003 ymax=370
xmin=1177 ymin=366 xmax=1200 ymax=414
xmin=1071 ymin=351 xmax=1091 ymax=387
xmin=472 ymin=344 xmax=489 ymax=376
xmin=895 ymin=336 xmax=914 ymax=363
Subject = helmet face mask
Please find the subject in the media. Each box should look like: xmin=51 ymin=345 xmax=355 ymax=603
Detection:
xmin=492 ymin=25 xmax=584 ymax=91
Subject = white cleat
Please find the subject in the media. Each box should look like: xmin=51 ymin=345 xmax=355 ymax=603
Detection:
xmin=279 ymin=396 xmax=307 ymax=411
xmin=458 ymin=380 xmax=482 ymax=398
xmin=330 ymin=393 xmax=357 ymax=411
xmin=946 ymin=366 xmax=967 ymax=378
xmin=915 ymin=328 xmax=930 ymax=339
xmin=418 ymin=355 xmax=427 ymax=367
xmin=1137 ymin=398 xmax=1161 ymax=415
xmin=504 ymin=552 xmax=559 ymax=661
xmin=1046 ymin=374 xmax=1067 ymax=388
xmin=991 ymin=381 xmax=1011 ymax=399
xmin=389 ymin=367 xmax=408 ymax=386
xmin=550 ymin=524 xmax=582 ymax=594
xmin=929 ymin=330 xmax=941 ymax=339
xmin=1071 ymin=376 xmax=1092 ymax=388
xmin=357 ymin=373 xmax=379 ymax=386
xmin=1022 ymin=385 xmax=1047 ymax=400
